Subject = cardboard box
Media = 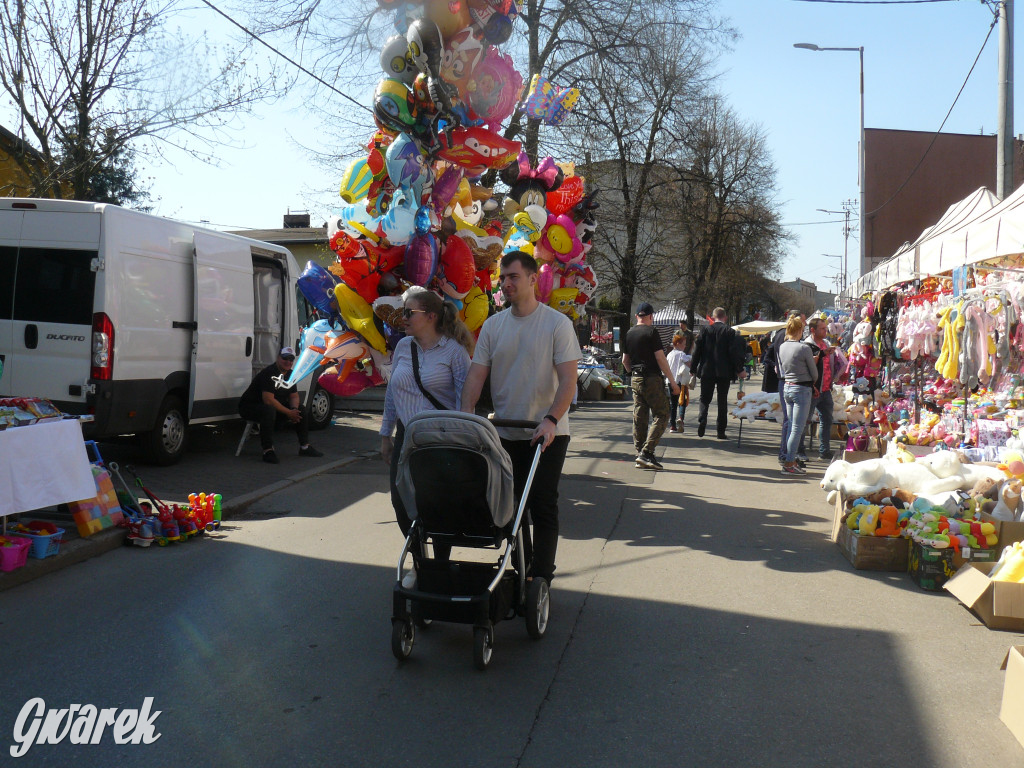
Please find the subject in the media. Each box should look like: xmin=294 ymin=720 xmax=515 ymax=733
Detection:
xmin=836 ymin=520 xmax=909 ymax=571
xmin=944 ymin=562 xmax=1024 ymax=632
xmin=981 ymin=511 xmax=1024 ymax=548
xmin=1000 ymin=645 xmax=1024 ymax=749
xmin=842 ymin=450 xmax=879 ymax=464
xmin=908 ymin=542 xmax=956 ymax=591
xmin=951 ymin=546 xmax=1000 ymax=570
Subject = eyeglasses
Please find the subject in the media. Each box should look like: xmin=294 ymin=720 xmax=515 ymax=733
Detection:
xmin=402 ymin=308 xmax=426 ymax=319
xmin=280 ymin=354 xmax=296 ymax=362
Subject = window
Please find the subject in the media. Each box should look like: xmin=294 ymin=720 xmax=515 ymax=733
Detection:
xmin=13 ymin=247 xmax=97 ymax=325
xmin=0 ymin=246 xmax=15 ymax=319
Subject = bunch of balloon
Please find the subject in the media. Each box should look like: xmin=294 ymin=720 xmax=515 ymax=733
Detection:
xmin=291 ymin=0 xmax=599 ymax=399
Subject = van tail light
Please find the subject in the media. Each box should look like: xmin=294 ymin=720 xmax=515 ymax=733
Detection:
xmin=91 ymin=312 xmax=114 ymax=380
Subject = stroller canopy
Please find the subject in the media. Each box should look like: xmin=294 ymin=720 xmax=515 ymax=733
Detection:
xmin=396 ymin=411 xmax=516 ymax=529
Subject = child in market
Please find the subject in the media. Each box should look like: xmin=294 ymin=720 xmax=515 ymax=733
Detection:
xmin=667 ymin=331 xmax=693 ymax=433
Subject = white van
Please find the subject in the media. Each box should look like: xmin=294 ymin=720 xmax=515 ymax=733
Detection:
xmin=0 ymin=199 xmax=333 ymax=464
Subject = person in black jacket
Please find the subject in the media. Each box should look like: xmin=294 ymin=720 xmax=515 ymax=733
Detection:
xmin=689 ymin=307 xmax=747 ymax=439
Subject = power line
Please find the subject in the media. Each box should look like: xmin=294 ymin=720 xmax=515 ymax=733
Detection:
xmin=196 ymin=0 xmax=372 ymax=115
xmin=866 ymin=12 xmax=997 ymax=216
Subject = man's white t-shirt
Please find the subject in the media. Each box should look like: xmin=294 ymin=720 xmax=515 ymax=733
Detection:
xmin=473 ymin=303 xmax=582 ymax=440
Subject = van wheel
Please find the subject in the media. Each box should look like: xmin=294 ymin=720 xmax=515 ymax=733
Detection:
xmin=308 ymin=385 xmax=334 ymax=431
xmin=142 ymin=396 xmax=188 ymax=465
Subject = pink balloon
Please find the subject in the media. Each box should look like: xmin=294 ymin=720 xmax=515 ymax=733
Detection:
xmin=536 ymin=261 xmax=554 ymax=303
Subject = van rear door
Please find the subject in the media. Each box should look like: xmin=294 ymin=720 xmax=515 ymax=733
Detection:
xmin=190 ymin=232 xmax=255 ymax=421
xmin=4 ymin=210 xmax=99 ymax=404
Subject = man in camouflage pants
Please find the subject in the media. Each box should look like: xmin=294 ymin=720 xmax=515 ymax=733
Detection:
xmin=621 ymin=303 xmax=680 ymax=470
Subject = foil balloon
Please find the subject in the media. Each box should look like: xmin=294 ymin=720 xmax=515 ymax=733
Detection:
xmin=333 ymin=283 xmax=388 ymax=352
xmin=385 ymin=132 xmax=428 ymax=203
xmin=440 ymin=27 xmax=484 ymax=100
xmin=318 ymin=365 xmax=385 ymax=398
xmin=549 ymin=286 xmax=579 ymax=320
xmin=425 ymin=0 xmax=471 ymax=38
xmin=297 ymin=261 xmax=340 ymax=320
xmin=459 ymin=285 xmax=488 ymax=331
xmin=373 ymin=77 xmax=417 ymax=134
xmin=536 ymin=260 xmax=554 ymax=303
xmin=438 ymin=126 xmax=520 ymax=175
xmin=404 ymin=206 xmax=439 ymax=286
xmin=503 ymin=207 xmax=544 ymax=256
xmin=431 ymin=165 xmax=464 ymax=217
xmin=379 ymin=188 xmax=419 ymax=245
xmin=380 ymin=34 xmax=417 ymax=84
xmin=523 ymin=74 xmax=580 ymax=127
xmin=438 ymin=234 xmax=476 ymax=301
xmin=546 ymin=174 xmax=585 ymax=215
xmin=339 ymin=158 xmax=373 ymax=203
xmin=536 ymin=213 xmax=583 ymax=264
xmin=468 ymin=47 xmax=523 ymax=129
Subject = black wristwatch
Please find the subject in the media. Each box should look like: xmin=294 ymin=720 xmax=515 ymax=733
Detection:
xmin=544 ymin=414 xmax=558 ymax=425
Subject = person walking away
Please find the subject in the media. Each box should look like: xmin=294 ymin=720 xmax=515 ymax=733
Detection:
xmin=808 ymin=316 xmax=840 ymax=461
xmin=666 ymin=331 xmax=692 ymax=433
xmin=460 ymin=251 xmax=581 ymax=586
xmin=237 ymin=346 xmax=323 ymax=464
xmin=381 ymin=289 xmax=474 ymax=578
xmin=621 ymin=303 xmax=680 ymax=469
xmin=778 ymin=315 xmax=818 ymax=475
xmin=690 ymin=307 xmax=746 ymax=439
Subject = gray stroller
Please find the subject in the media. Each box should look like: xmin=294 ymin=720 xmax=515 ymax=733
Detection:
xmin=391 ymin=411 xmax=548 ymax=670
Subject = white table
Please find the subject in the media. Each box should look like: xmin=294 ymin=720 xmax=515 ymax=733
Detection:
xmin=0 ymin=420 xmax=96 ymax=519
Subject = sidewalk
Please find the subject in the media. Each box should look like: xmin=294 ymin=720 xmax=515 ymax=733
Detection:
xmin=0 ymin=409 xmax=384 ymax=592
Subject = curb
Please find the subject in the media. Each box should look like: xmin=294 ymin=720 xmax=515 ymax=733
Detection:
xmin=0 ymin=452 xmax=377 ymax=592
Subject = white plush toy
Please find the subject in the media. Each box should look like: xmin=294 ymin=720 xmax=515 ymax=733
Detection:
xmin=913 ymin=451 xmax=1005 ymax=488
xmin=820 ymin=458 xmax=965 ymax=503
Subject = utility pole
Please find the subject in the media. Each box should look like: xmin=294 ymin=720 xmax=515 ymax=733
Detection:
xmin=818 ymin=201 xmax=856 ymax=295
xmin=998 ymin=0 xmax=1014 ymax=199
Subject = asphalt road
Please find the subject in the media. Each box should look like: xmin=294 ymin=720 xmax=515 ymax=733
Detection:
xmin=0 ymin=398 xmax=1022 ymax=766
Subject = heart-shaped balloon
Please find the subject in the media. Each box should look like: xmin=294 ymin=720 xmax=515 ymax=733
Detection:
xmin=546 ymin=175 xmax=585 ymax=215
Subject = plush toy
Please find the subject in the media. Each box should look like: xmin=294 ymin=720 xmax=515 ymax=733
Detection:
xmin=821 ymin=458 xmax=969 ymax=503
xmin=857 ymin=505 xmax=880 ymax=535
xmin=990 ymin=479 xmax=1024 ymax=522
xmin=999 ymin=450 xmax=1024 ymax=481
xmin=874 ymin=506 xmax=900 ymax=537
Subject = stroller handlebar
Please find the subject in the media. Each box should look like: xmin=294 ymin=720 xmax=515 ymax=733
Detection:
xmin=488 ymin=417 xmax=541 ymax=430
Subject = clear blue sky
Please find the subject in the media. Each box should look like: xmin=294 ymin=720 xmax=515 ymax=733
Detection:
xmin=2 ymin=0 xmax=1016 ymax=298
xmin=718 ymin=0 xmax=1014 ymax=293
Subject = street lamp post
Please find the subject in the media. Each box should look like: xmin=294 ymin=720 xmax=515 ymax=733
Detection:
xmin=795 ymin=42 xmax=865 ymax=277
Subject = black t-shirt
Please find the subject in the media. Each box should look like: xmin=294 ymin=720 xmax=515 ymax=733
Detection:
xmin=624 ymin=324 xmax=662 ymax=376
xmin=239 ymin=362 xmax=295 ymax=409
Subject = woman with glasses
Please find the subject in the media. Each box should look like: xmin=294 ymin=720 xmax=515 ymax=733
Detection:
xmin=380 ymin=289 xmax=475 ymax=568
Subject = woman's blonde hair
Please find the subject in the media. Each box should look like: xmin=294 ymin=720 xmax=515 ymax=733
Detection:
xmin=408 ymin=291 xmax=475 ymax=355
xmin=785 ymin=316 xmax=805 ymax=340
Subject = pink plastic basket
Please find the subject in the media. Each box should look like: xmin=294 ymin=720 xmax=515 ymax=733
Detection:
xmin=13 ymin=528 xmax=64 ymax=559
xmin=0 ymin=537 xmax=31 ymax=572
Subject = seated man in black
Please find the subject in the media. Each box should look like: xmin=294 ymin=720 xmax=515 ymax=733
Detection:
xmin=238 ymin=346 xmax=323 ymax=464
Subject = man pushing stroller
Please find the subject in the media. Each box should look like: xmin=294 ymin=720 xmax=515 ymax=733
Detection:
xmin=461 ymin=251 xmax=582 ymax=585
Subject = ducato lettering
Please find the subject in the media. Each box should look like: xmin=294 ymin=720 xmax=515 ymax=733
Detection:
xmin=45 ymin=334 xmax=86 ymax=342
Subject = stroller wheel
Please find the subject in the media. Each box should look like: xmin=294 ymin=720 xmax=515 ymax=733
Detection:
xmin=391 ymin=619 xmax=415 ymax=661
xmin=472 ymin=626 xmax=494 ymax=670
xmin=526 ymin=579 xmax=550 ymax=639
